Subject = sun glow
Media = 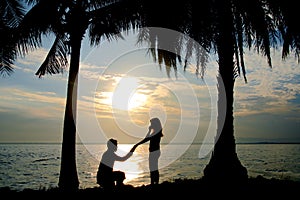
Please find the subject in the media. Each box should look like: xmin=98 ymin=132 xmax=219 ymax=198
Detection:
xmin=96 ymin=77 xmax=148 ymax=111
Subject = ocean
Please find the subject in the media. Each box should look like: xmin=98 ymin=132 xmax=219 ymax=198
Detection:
xmin=0 ymin=143 xmax=299 ymax=191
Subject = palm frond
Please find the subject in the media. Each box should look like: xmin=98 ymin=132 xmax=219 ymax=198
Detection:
xmin=35 ymin=34 xmax=69 ymax=77
xmin=84 ymin=0 xmax=118 ymax=11
xmin=233 ymin=10 xmax=247 ymax=83
xmin=88 ymin=0 xmax=141 ymax=46
xmin=0 ymin=0 xmax=25 ymax=28
xmin=195 ymin=43 xmax=209 ymax=79
xmin=0 ymin=0 xmax=26 ymax=75
xmin=0 ymin=26 xmax=16 ymax=76
xmin=0 ymin=39 xmax=16 ymax=76
xmin=271 ymin=0 xmax=300 ymax=61
xmin=242 ymin=0 xmax=275 ymax=67
xmin=15 ymin=0 xmax=62 ymax=57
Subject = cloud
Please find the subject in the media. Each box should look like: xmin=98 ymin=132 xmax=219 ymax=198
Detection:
xmin=75 ymin=71 xmax=208 ymax=143
xmin=0 ymin=88 xmax=65 ymax=119
xmin=234 ymin=48 xmax=300 ymax=117
xmin=79 ymin=62 xmax=107 ymax=80
xmin=16 ymin=48 xmax=49 ymax=67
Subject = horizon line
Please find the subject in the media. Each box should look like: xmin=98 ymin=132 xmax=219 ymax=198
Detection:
xmin=0 ymin=141 xmax=300 ymax=145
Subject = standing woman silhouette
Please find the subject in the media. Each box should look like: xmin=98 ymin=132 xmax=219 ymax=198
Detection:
xmin=134 ymin=117 xmax=163 ymax=185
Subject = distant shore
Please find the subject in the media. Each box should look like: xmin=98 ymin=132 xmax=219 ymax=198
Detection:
xmin=1 ymin=141 xmax=300 ymax=145
xmin=1 ymin=176 xmax=299 ymax=197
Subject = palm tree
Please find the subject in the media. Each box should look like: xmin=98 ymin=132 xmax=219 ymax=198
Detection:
xmin=7 ymin=0 xmax=141 ymax=191
xmin=136 ymin=0 xmax=300 ymax=182
xmin=196 ymin=0 xmax=299 ymax=182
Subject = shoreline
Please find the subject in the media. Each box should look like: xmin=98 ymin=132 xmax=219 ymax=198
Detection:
xmin=1 ymin=176 xmax=299 ymax=197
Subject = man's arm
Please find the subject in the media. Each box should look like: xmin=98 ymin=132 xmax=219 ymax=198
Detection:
xmin=115 ymin=151 xmax=133 ymax=162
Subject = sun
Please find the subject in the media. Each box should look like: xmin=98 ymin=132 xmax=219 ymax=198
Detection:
xmin=111 ymin=77 xmax=148 ymax=111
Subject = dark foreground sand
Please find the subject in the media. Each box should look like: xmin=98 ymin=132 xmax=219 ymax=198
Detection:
xmin=1 ymin=176 xmax=299 ymax=198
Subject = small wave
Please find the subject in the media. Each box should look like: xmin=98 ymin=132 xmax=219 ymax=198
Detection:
xmin=265 ymin=168 xmax=288 ymax=172
xmin=32 ymin=157 xmax=58 ymax=163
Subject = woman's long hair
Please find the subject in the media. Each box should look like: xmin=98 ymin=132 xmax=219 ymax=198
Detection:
xmin=150 ymin=117 xmax=163 ymax=137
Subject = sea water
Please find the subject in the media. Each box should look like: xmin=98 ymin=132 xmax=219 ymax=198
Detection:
xmin=0 ymin=143 xmax=299 ymax=191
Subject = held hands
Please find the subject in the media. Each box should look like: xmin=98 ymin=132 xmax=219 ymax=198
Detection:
xmin=130 ymin=144 xmax=139 ymax=152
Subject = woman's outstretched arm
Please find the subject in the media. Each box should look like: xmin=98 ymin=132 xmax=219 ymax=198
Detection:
xmin=135 ymin=127 xmax=153 ymax=146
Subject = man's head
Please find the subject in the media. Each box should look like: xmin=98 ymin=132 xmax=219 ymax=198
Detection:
xmin=107 ymin=138 xmax=118 ymax=152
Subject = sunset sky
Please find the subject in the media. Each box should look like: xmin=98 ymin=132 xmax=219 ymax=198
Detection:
xmin=0 ymin=30 xmax=299 ymax=144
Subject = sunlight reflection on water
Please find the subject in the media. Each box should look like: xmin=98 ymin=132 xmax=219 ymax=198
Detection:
xmin=0 ymin=143 xmax=299 ymax=191
xmin=114 ymin=144 xmax=145 ymax=182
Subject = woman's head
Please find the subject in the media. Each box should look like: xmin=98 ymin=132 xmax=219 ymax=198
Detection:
xmin=150 ymin=117 xmax=163 ymax=136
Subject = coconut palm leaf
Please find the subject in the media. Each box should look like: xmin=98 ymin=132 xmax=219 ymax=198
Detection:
xmin=0 ymin=0 xmax=25 ymax=28
xmin=0 ymin=24 xmax=16 ymax=76
xmin=268 ymin=0 xmax=300 ymax=61
xmin=15 ymin=0 xmax=63 ymax=57
xmin=35 ymin=34 xmax=69 ymax=77
xmin=0 ymin=0 xmax=25 ymax=76
xmin=88 ymin=0 xmax=142 ymax=45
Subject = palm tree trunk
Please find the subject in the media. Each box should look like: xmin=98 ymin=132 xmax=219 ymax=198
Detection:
xmin=203 ymin=50 xmax=248 ymax=182
xmin=203 ymin=0 xmax=247 ymax=182
xmin=58 ymin=34 xmax=81 ymax=191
